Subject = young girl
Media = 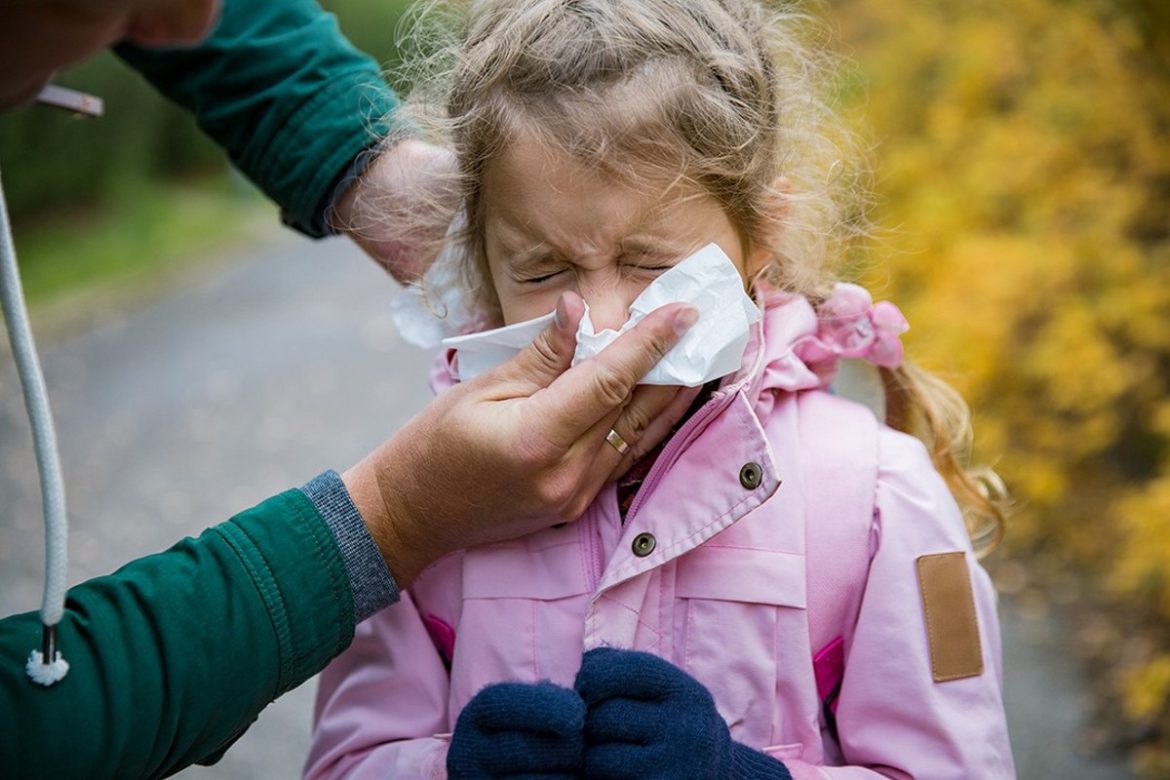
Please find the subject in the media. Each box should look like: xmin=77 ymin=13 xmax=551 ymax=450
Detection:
xmin=306 ymin=0 xmax=1015 ymax=777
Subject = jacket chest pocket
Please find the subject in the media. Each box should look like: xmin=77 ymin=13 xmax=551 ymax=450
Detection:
xmin=672 ymin=545 xmax=806 ymax=748
xmin=451 ymin=542 xmax=591 ymax=713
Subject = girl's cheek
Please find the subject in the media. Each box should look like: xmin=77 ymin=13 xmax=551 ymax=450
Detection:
xmin=500 ymin=285 xmax=567 ymax=325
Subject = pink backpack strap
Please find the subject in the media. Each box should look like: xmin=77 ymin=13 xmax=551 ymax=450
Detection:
xmin=798 ymin=390 xmax=880 ymax=726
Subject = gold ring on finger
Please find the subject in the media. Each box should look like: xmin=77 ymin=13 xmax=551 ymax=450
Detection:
xmin=605 ymin=428 xmax=631 ymax=456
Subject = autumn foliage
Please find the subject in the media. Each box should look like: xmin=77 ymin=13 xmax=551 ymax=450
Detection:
xmin=831 ymin=0 xmax=1170 ymax=772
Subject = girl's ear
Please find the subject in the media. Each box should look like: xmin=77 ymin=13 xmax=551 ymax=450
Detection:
xmin=745 ymin=176 xmax=791 ymax=278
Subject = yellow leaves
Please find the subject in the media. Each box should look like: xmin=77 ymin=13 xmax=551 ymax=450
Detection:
xmin=838 ymin=0 xmax=1170 ymax=475
xmin=1008 ymin=460 xmax=1067 ymax=508
xmin=832 ymin=0 xmax=1170 ymax=767
xmin=1113 ymin=474 xmax=1170 ymax=613
xmin=1154 ymin=403 xmax=1170 ymax=441
xmin=1031 ymin=306 xmax=1129 ymax=411
xmin=1110 ymin=248 xmax=1170 ymax=353
xmin=1123 ymin=654 xmax=1170 ymax=722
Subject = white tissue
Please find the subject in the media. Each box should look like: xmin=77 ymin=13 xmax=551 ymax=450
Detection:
xmin=442 ymin=310 xmax=558 ymax=379
xmin=442 ymin=243 xmax=761 ymax=387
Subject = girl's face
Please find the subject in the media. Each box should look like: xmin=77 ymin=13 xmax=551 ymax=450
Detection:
xmin=482 ymin=134 xmax=765 ymax=329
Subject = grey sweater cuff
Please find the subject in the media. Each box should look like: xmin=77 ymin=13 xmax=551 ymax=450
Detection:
xmin=300 ymin=470 xmax=400 ymax=621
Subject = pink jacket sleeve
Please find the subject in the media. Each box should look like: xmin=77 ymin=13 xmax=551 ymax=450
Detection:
xmin=305 ymin=558 xmax=462 ymax=780
xmin=788 ymin=428 xmax=1015 ymax=780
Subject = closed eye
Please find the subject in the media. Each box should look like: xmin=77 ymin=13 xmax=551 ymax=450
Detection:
xmin=625 ymin=263 xmax=674 ymax=275
xmin=519 ymin=269 xmax=567 ymax=284
xmin=621 ymin=247 xmax=676 ymax=274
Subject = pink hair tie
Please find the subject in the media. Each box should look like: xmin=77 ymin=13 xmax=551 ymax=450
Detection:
xmin=814 ymin=283 xmax=909 ymax=369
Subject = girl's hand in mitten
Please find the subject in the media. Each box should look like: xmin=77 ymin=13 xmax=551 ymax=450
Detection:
xmin=573 ymin=648 xmax=791 ymax=780
xmin=447 ymin=680 xmax=584 ymax=779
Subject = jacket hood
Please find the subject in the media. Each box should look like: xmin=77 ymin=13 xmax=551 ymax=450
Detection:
xmin=728 ymin=287 xmax=831 ymax=399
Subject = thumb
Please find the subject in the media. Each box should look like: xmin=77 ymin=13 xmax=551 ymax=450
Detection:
xmin=493 ymin=292 xmax=586 ymax=391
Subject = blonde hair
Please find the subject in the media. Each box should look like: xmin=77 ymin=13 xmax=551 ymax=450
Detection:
xmin=372 ymin=0 xmax=1006 ymax=551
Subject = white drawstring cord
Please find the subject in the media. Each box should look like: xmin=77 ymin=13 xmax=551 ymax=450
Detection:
xmin=0 ymin=165 xmax=70 ymax=685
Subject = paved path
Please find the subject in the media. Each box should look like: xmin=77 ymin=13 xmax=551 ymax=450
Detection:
xmin=0 ymin=231 xmax=1135 ymax=778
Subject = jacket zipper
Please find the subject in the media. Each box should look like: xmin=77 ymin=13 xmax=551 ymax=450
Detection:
xmin=584 ymin=508 xmax=604 ymax=594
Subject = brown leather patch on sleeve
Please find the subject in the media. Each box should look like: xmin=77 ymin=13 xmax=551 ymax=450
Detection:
xmin=916 ymin=552 xmax=984 ymax=682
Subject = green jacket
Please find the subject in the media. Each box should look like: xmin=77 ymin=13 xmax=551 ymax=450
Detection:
xmin=1 ymin=4 xmax=400 ymax=776
xmin=116 ymin=0 xmax=400 ymax=237
xmin=0 ymin=490 xmax=355 ymax=779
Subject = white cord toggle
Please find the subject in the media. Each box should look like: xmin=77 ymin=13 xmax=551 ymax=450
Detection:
xmin=27 ymin=625 xmax=69 ymax=685
xmin=26 ymin=653 xmax=70 ymax=686
xmin=0 ymin=165 xmax=71 ymax=685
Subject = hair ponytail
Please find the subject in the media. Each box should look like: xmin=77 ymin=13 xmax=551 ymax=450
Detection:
xmin=881 ymin=362 xmax=1009 ymax=556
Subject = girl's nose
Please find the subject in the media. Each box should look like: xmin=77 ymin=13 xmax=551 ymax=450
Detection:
xmin=578 ymin=280 xmax=634 ymax=333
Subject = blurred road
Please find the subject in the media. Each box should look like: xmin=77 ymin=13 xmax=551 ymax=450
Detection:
xmin=0 ymin=230 xmax=1135 ymax=778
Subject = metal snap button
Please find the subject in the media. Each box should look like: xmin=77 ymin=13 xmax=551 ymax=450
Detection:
xmin=739 ymin=461 xmax=763 ymax=490
xmin=631 ymin=532 xmax=657 ymax=557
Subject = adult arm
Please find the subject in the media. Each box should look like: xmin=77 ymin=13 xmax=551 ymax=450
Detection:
xmin=0 ymin=479 xmax=380 ymax=780
xmin=114 ymin=0 xmax=397 ymax=238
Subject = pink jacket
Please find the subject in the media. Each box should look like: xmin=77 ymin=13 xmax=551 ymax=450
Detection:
xmin=306 ymin=293 xmax=1016 ymax=779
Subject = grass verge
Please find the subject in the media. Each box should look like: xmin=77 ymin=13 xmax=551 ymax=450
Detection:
xmin=10 ymin=171 xmax=277 ymax=331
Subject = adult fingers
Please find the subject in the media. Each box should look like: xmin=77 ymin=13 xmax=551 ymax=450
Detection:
xmin=605 ymin=384 xmax=702 ymax=480
xmin=527 ymin=303 xmax=698 ymax=451
xmin=485 ymin=293 xmax=587 ymax=399
xmin=552 ymin=383 xmax=700 ymax=520
xmin=573 ymin=385 xmax=681 ymax=481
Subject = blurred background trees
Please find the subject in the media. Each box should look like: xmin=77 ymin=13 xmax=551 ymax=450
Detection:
xmin=835 ymin=0 xmax=1170 ymax=773
xmin=0 ymin=0 xmax=1166 ymax=773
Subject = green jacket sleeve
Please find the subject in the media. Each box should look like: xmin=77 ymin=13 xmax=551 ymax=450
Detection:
xmin=0 ymin=489 xmax=355 ymax=780
xmin=115 ymin=0 xmax=400 ymax=237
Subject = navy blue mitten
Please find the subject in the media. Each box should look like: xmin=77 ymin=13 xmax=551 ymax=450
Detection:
xmin=447 ymin=680 xmax=585 ymax=779
xmin=573 ymin=648 xmax=792 ymax=780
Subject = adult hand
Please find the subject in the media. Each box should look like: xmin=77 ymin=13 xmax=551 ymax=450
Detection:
xmin=447 ymin=681 xmax=585 ymax=779
xmin=0 ymin=0 xmax=221 ymax=111
xmin=342 ymin=292 xmax=697 ymax=586
xmin=329 ymin=139 xmax=460 ymax=284
xmin=573 ymin=648 xmax=792 ymax=780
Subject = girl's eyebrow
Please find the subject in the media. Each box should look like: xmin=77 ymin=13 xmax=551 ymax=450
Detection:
xmin=507 ymin=244 xmax=559 ymax=273
xmin=620 ymin=235 xmax=685 ymax=256
xmin=491 ymin=219 xmax=557 ymax=265
xmin=507 ymin=236 xmax=685 ymax=271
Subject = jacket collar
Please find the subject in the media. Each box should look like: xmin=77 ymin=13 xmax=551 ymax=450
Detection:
xmin=726 ymin=286 xmax=830 ymax=404
xmin=593 ymin=291 xmax=829 ymax=592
